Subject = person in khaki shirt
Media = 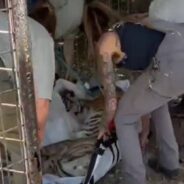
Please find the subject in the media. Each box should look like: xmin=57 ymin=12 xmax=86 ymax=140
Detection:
xmin=29 ymin=0 xmax=85 ymax=76
xmin=0 ymin=11 xmax=55 ymax=143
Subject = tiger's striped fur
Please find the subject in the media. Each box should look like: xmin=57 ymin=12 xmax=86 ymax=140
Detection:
xmin=59 ymin=89 xmax=104 ymax=139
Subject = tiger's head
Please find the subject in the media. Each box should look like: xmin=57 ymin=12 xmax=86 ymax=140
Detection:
xmin=59 ymin=89 xmax=90 ymax=123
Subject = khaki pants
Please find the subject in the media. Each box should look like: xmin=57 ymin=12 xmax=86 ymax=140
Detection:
xmin=115 ymin=20 xmax=184 ymax=184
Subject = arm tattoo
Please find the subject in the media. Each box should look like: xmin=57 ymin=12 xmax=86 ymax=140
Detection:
xmin=98 ymin=53 xmax=117 ymax=124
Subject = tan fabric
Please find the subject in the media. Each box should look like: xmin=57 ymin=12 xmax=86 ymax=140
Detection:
xmin=0 ymin=12 xmax=55 ymax=100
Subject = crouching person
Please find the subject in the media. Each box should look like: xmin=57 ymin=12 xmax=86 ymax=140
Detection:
xmin=83 ymin=1 xmax=184 ymax=184
xmin=0 ymin=11 xmax=55 ymax=144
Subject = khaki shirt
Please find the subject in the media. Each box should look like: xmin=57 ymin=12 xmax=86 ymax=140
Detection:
xmin=0 ymin=11 xmax=55 ymax=100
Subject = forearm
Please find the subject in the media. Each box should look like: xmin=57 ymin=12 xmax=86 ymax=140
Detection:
xmin=36 ymin=99 xmax=50 ymax=143
xmin=98 ymin=53 xmax=117 ymax=124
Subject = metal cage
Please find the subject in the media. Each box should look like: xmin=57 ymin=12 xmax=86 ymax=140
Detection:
xmin=0 ymin=0 xmax=152 ymax=183
xmin=0 ymin=0 xmax=41 ymax=184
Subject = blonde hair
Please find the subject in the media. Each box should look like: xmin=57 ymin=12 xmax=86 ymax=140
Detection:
xmin=83 ymin=0 xmax=120 ymax=61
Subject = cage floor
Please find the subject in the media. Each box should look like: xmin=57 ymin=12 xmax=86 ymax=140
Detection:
xmin=1 ymin=76 xmax=184 ymax=184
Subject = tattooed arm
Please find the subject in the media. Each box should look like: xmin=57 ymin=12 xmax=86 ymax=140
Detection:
xmin=97 ymin=53 xmax=117 ymax=126
xmin=97 ymin=32 xmax=125 ymax=127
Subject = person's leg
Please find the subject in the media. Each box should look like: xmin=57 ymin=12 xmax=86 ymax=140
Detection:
xmin=151 ymin=104 xmax=179 ymax=170
xmin=115 ymin=53 xmax=184 ymax=183
xmin=115 ymin=71 xmax=171 ymax=184
xmin=115 ymin=25 xmax=184 ymax=183
xmin=116 ymin=120 xmax=146 ymax=184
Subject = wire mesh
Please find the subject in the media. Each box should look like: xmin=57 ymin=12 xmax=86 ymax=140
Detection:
xmin=0 ymin=0 xmax=41 ymax=184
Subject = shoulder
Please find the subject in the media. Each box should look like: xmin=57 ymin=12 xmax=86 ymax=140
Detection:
xmin=97 ymin=31 xmax=119 ymax=50
xmin=99 ymin=31 xmax=117 ymax=42
xmin=28 ymin=17 xmax=54 ymax=45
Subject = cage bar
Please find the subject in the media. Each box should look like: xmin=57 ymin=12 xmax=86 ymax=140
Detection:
xmin=0 ymin=0 xmax=42 ymax=184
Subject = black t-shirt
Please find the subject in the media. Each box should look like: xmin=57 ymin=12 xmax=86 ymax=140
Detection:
xmin=115 ymin=22 xmax=165 ymax=70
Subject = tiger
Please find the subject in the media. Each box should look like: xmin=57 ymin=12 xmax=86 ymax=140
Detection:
xmin=59 ymin=88 xmax=104 ymax=139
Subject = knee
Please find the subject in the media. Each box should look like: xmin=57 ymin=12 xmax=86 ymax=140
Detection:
xmin=115 ymin=103 xmax=139 ymax=126
xmin=115 ymin=100 xmax=127 ymax=125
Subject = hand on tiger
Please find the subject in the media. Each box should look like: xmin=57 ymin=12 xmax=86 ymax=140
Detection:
xmin=98 ymin=122 xmax=110 ymax=140
xmin=139 ymin=115 xmax=151 ymax=152
xmin=139 ymin=132 xmax=149 ymax=152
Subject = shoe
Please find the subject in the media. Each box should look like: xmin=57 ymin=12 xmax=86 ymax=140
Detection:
xmin=148 ymin=159 xmax=179 ymax=179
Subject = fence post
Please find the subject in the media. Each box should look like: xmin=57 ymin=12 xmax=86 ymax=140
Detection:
xmin=7 ymin=0 xmax=42 ymax=183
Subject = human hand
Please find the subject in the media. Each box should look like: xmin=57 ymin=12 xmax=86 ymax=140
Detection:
xmin=112 ymin=50 xmax=126 ymax=64
xmin=98 ymin=122 xmax=110 ymax=140
xmin=139 ymin=115 xmax=151 ymax=152
xmin=139 ymin=131 xmax=149 ymax=152
xmin=38 ymin=127 xmax=45 ymax=144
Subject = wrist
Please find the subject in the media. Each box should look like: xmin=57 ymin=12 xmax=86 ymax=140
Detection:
xmin=37 ymin=126 xmax=45 ymax=142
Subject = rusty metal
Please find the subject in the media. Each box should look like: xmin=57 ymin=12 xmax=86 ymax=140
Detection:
xmin=0 ymin=0 xmax=42 ymax=183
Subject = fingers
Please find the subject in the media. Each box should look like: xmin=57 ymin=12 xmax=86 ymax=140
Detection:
xmin=112 ymin=50 xmax=126 ymax=64
xmin=139 ymin=133 xmax=149 ymax=153
xmin=98 ymin=130 xmax=105 ymax=139
xmin=98 ymin=128 xmax=110 ymax=140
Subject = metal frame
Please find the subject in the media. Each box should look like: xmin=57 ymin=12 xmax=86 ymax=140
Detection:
xmin=0 ymin=0 xmax=41 ymax=183
xmin=0 ymin=0 xmax=149 ymax=183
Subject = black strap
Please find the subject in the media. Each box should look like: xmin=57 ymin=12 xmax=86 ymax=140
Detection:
xmin=90 ymin=176 xmax=95 ymax=184
xmin=114 ymin=141 xmax=120 ymax=164
xmin=83 ymin=147 xmax=104 ymax=184
xmin=83 ymin=135 xmax=119 ymax=184
xmin=109 ymin=144 xmax=115 ymax=164
xmin=57 ymin=160 xmax=74 ymax=177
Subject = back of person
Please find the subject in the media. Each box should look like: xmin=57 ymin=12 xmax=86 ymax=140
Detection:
xmin=115 ymin=22 xmax=165 ymax=70
xmin=0 ymin=11 xmax=55 ymax=100
xmin=0 ymin=10 xmax=56 ymax=142
xmin=149 ymin=0 xmax=184 ymax=23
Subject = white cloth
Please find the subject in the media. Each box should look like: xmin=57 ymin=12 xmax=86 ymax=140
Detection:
xmin=0 ymin=11 xmax=55 ymax=100
xmin=43 ymin=79 xmax=88 ymax=147
xmin=149 ymin=0 xmax=184 ymax=23
xmin=43 ymin=91 xmax=81 ymax=147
